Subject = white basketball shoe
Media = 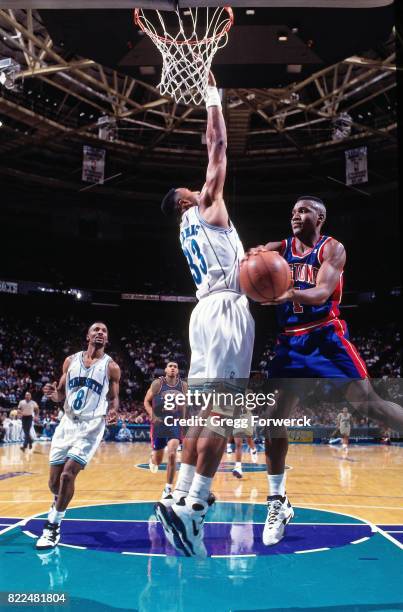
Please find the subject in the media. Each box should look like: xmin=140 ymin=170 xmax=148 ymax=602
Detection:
xmin=155 ymin=493 xmax=215 ymax=557
xmin=262 ymin=494 xmax=294 ymax=546
xmin=35 ymin=522 xmax=61 ymax=550
xmin=250 ymin=448 xmax=258 ymax=463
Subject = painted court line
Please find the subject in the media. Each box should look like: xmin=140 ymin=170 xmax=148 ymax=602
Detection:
xmin=374 ymin=525 xmax=403 ymax=550
xmin=22 ymin=517 xmax=371 ymax=526
xmin=351 ymin=537 xmax=370 ymax=544
xmin=0 ymin=517 xmax=33 ymax=537
xmin=122 ymin=551 xmax=166 ymax=557
xmin=211 ymin=554 xmax=256 ymax=558
xmin=297 ymin=503 xmax=403 ymax=511
xmin=295 ymin=547 xmax=330 ymax=554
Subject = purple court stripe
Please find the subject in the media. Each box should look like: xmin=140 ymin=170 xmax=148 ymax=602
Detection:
xmin=377 ymin=525 xmax=403 ymax=532
xmin=22 ymin=518 xmax=374 ymax=556
xmin=389 ymin=533 xmax=403 ymax=544
xmin=0 ymin=518 xmax=22 ymax=525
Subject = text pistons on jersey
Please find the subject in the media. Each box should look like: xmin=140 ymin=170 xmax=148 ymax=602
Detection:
xmin=289 ymin=263 xmax=319 ymax=285
xmin=68 ymin=376 xmax=103 ymax=395
xmin=180 ymin=223 xmax=200 ymax=245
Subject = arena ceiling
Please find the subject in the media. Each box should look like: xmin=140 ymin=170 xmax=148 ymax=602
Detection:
xmin=0 ymin=5 xmax=397 ymax=188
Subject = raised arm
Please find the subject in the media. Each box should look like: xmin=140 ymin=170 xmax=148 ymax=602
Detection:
xmin=107 ymin=361 xmax=121 ymax=413
xmin=43 ymin=356 xmax=72 ymax=403
xmin=265 ymin=239 xmax=345 ymax=306
xmin=199 ymin=72 xmax=228 ymax=228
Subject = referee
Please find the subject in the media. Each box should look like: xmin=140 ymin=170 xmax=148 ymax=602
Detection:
xmin=18 ymin=392 xmax=38 ymax=452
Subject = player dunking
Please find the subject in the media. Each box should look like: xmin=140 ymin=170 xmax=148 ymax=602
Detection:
xmin=155 ymin=72 xmax=255 ymax=556
xmin=244 ymin=196 xmax=403 ymax=546
xmin=36 ymin=322 xmax=120 ymax=549
xmin=143 ymin=361 xmax=187 ymax=501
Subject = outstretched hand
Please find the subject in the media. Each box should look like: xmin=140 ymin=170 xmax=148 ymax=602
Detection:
xmin=208 ymin=71 xmax=216 ymax=87
xmin=240 ymin=245 xmax=267 ymax=263
xmin=261 ymin=278 xmax=294 ymax=306
xmin=261 ymin=288 xmax=294 ymax=306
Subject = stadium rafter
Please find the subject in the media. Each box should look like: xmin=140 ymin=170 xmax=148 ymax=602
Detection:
xmin=0 ymin=7 xmax=397 ymax=169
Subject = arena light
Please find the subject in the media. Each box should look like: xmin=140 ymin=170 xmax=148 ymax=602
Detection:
xmin=332 ymin=112 xmax=353 ymax=141
xmin=97 ymin=115 xmax=117 ymax=141
xmin=287 ymin=64 xmax=302 ymax=74
xmin=0 ymin=58 xmax=21 ymax=90
xmin=139 ymin=66 xmax=156 ymax=76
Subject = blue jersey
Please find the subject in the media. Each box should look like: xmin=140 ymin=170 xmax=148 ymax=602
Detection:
xmin=276 ymin=235 xmax=343 ymax=332
xmin=151 ymin=376 xmax=184 ymax=450
xmin=152 ymin=376 xmax=185 ymax=419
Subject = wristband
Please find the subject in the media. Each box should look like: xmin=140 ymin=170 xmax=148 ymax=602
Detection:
xmin=206 ymin=86 xmax=222 ymax=108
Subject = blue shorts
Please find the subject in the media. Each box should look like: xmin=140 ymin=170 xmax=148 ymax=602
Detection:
xmin=150 ymin=423 xmax=182 ymax=451
xmin=269 ymin=319 xmax=368 ymax=379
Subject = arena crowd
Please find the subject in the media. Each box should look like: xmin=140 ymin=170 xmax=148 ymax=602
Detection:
xmin=0 ymin=314 xmax=400 ymax=441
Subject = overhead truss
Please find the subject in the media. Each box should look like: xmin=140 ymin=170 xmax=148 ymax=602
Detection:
xmin=0 ymin=8 xmax=397 ymax=162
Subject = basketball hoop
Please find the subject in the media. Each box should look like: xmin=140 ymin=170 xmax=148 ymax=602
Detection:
xmin=134 ymin=7 xmax=233 ymax=106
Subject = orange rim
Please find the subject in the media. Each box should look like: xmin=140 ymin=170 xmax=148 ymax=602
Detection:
xmin=133 ymin=6 xmax=234 ymax=47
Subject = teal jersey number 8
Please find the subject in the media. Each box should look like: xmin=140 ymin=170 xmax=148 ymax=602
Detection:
xmin=73 ymin=388 xmax=85 ymax=411
xmin=183 ymin=239 xmax=207 ymax=285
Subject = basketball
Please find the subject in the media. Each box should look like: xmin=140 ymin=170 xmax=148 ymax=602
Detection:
xmin=240 ymin=250 xmax=292 ymax=303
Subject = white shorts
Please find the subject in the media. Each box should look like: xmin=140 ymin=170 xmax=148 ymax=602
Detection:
xmin=49 ymin=414 xmax=105 ymax=468
xmin=233 ymin=411 xmax=254 ymax=438
xmin=188 ymin=291 xmax=255 ymax=380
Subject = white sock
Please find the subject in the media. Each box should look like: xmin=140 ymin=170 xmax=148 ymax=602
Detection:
xmin=235 ymin=462 xmax=242 ymax=471
xmin=173 ymin=463 xmax=195 ymax=501
xmin=187 ymin=473 xmax=213 ymax=505
xmin=268 ymin=473 xmax=286 ymax=497
xmin=48 ymin=507 xmax=65 ymax=525
xmin=164 ymin=483 xmax=172 ymax=493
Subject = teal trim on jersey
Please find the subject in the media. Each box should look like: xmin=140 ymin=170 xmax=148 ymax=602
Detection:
xmin=1 ymin=502 xmax=402 ymax=612
xmin=66 ymin=453 xmax=87 ymax=466
xmin=79 ymin=351 xmax=92 ymax=371
xmin=195 ymin=206 xmax=233 ymax=233
xmin=93 ymin=358 xmax=110 ymax=416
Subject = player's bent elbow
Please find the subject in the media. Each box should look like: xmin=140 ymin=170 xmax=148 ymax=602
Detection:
xmin=316 ymin=294 xmax=331 ymax=306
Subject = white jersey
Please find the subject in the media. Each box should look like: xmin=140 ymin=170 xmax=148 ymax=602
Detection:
xmin=180 ymin=205 xmax=245 ymax=300
xmin=338 ymin=412 xmax=351 ymax=427
xmin=65 ymin=351 xmax=111 ymax=420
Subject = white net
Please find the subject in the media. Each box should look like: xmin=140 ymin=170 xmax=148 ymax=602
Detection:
xmin=134 ymin=7 xmax=233 ymax=106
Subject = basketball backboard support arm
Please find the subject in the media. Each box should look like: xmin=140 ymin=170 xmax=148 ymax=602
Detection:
xmin=0 ymin=1 xmax=394 ymax=9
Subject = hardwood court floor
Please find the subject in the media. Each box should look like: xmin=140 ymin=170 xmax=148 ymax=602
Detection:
xmin=1 ymin=440 xmax=402 ymax=525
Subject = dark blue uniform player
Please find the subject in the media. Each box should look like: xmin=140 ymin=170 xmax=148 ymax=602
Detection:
xmin=144 ymin=362 xmax=187 ymax=501
xmin=244 ymin=196 xmax=403 ymax=548
xmin=271 ymin=234 xmax=367 ymax=378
